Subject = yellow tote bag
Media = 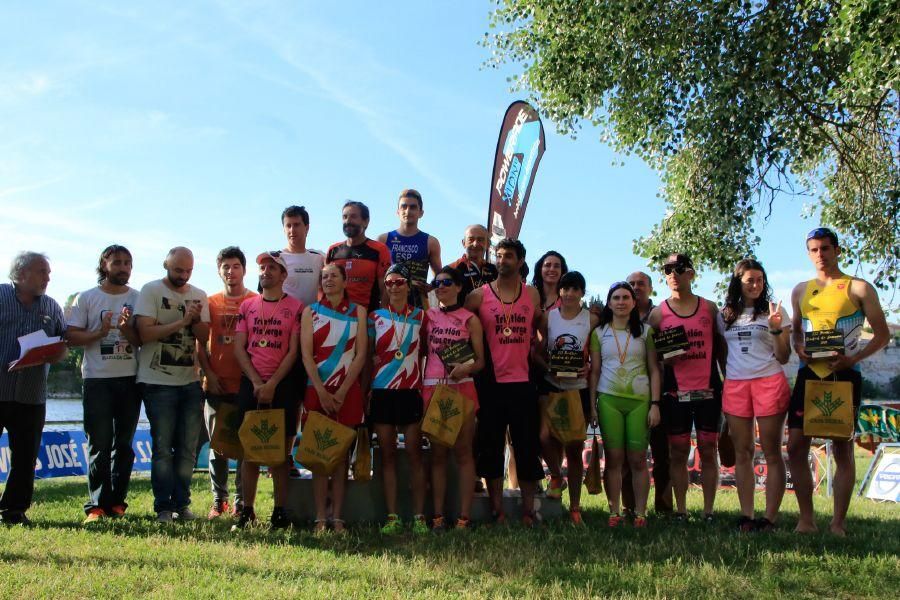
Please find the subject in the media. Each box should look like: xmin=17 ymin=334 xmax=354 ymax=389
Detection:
xmin=584 ymin=435 xmax=603 ymax=495
xmin=803 ymin=379 xmax=855 ymax=440
xmin=238 ymin=408 xmax=286 ymax=465
xmin=295 ymin=411 xmax=356 ymax=475
xmin=210 ymin=401 xmax=244 ymax=459
xmin=421 ymin=383 xmax=473 ymax=447
xmin=351 ymin=427 xmax=372 ymax=481
xmin=543 ymin=389 xmax=587 ymax=445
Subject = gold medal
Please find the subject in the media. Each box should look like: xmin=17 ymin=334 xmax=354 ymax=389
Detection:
xmin=258 ymin=339 xmax=268 ymax=347
xmin=617 ymin=366 xmax=628 ymax=378
xmin=503 ymin=326 xmax=513 ymax=337
xmin=394 ymin=350 xmax=404 ymax=360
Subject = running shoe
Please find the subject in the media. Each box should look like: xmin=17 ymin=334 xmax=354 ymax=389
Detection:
xmin=156 ymin=510 xmax=174 ymax=524
xmin=176 ymin=507 xmax=198 ymax=522
xmin=83 ymin=508 xmax=105 ymax=525
xmin=491 ymin=511 xmax=507 ymax=526
xmin=108 ymin=505 xmax=127 ymax=518
xmin=754 ymin=517 xmax=776 ymax=532
xmin=545 ymin=477 xmax=566 ymax=500
xmin=672 ymin=512 xmax=688 ymax=524
xmin=207 ymin=499 xmax=230 ymax=520
xmin=231 ymin=506 xmax=256 ymax=532
xmin=569 ymin=507 xmax=584 ymax=526
xmin=431 ymin=515 xmax=447 ymax=533
xmin=607 ymin=514 xmax=625 ymax=528
xmin=270 ymin=507 xmax=291 ymax=529
xmin=633 ymin=515 xmax=648 ymax=528
xmin=521 ymin=512 xmax=536 ymax=529
xmin=230 ymin=502 xmax=244 ymax=518
xmin=381 ymin=514 xmax=403 ymax=535
xmin=412 ymin=514 xmax=429 ymax=535
xmin=737 ymin=516 xmax=755 ymax=533
xmin=455 ymin=516 xmax=471 ymax=530
xmin=703 ymin=513 xmax=715 ymax=524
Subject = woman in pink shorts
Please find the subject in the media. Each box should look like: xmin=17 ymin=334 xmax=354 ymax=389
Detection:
xmin=421 ymin=266 xmax=484 ymax=531
xmin=720 ymin=259 xmax=791 ymax=532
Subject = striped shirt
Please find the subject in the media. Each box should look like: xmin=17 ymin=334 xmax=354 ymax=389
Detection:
xmin=0 ymin=283 xmax=67 ymax=405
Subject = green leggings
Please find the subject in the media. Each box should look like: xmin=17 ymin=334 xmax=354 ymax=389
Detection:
xmin=597 ymin=393 xmax=649 ymax=451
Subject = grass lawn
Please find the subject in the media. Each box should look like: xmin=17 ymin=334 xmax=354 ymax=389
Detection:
xmin=2 ymin=456 xmax=898 ymax=599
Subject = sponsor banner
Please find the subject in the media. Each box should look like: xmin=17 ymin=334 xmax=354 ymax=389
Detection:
xmin=865 ymin=452 xmax=900 ymax=502
xmin=488 ymin=100 xmax=546 ymax=258
xmin=0 ymin=429 xmax=152 ymax=483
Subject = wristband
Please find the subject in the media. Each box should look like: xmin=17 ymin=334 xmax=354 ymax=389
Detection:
xmin=769 ymin=329 xmax=783 ymax=335
xmin=650 ymin=400 xmax=661 ymax=406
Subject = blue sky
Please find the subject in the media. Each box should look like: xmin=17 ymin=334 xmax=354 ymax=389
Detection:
xmin=0 ymin=1 xmax=880 ymax=312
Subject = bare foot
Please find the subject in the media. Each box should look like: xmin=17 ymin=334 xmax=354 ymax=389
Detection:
xmin=829 ymin=522 xmax=847 ymax=537
xmin=794 ymin=521 xmax=818 ymax=533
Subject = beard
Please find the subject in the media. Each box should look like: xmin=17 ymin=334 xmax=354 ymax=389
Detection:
xmin=107 ymin=272 xmax=130 ymax=286
xmin=343 ymin=223 xmax=362 ymax=239
xmin=167 ymin=273 xmax=188 ymax=288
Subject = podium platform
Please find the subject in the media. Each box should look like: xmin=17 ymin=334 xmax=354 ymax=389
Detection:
xmin=286 ymin=445 xmax=563 ymax=524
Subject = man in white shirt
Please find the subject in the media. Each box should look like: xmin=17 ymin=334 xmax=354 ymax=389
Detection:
xmin=280 ymin=205 xmax=324 ymax=306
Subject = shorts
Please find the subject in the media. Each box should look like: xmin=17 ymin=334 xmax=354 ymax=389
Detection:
xmin=369 ymin=388 xmax=423 ymax=426
xmin=236 ymin=376 xmax=300 ymax=438
xmin=537 ymin=382 xmax=592 ymax=424
xmin=722 ymin=372 xmax=791 ymax=418
xmin=662 ymin=389 xmax=722 ymax=441
xmin=474 ymin=381 xmax=543 ymax=482
xmin=303 ymin=382 xmax=364 ymax=428
xmin=422 ymin=380 xmax=479 ymax=413
xmin=787 ymin=366 xmax=861 ymax=430
xmin=597 ymin=392 xmax=649 ymax=451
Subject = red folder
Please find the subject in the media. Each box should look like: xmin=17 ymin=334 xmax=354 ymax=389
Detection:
xmin=8 ymin=341 xmax=67 ymax=371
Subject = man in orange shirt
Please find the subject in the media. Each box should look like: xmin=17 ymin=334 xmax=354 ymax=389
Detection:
xmin=198 ymin=247 xmax=256 ymax=519
xmin=326 ymin=201 xmax=391 ymax=312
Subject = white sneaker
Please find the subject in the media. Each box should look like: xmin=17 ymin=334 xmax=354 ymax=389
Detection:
xmin=156 ymin=511 xmax=174 ymax=523
xmin=176 ymin=507 xmax=198 ymax=521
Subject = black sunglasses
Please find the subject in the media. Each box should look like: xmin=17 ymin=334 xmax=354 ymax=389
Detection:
xmin=663 ymin=264 xmax=690 ymax=275
xmin=431 ymin=278 xmax=456 ymax=288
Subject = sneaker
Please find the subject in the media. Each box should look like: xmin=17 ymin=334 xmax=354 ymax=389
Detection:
xmin=1 ymin=513 xmax=32 ymax=526
xmin=673 ymin=512 xmax=688 ymax=523
xmin=230 ymin=502 xmax=244 ymax=518
xmin=737 ymin=516 xmax=755 ymax=533
xmin=455 ymin=516 xmax=472 ymax=530
xmin=569 ymin=507 xmax=584 ymax=526
xmin=156 ymin=510 xmax=174 ymax=524
xmin=381 ymin=514 xmax=403 ymax=535
xmin=108 ymin=505 xmax=127 ymax=518
xmin=703 ymin=513 xmax=715 ymax=524
xmin=208 ymin=499 xmax=230 ymax=520
xmin=491 ymin=510 xmax=507 ymax=526
xmin=431 ymin=515 xmax=447 ymax=533
xmin=231 ymin=506 xmax=256 ymax=531
xmin=270 ymin=507 xmax=291 ymax=530
xmin=83 ymin=508 xmax=105 ymax=525
xmin=608 ymin=514 xmax=625 ymax=528
xmin=176 ymin=507 xmax=198 ymax=522
xmin=521 ymin=512 xmax=536 ymax=529
xmin=545 ymin=477 xmax=566 ymax=500
xmin=412 ymin=514 xmax=429 ymax=535
xmin=633 ymin=515 xmax=648 ymax=528
xmin=754 ymin=517 xmax=776 ymax=532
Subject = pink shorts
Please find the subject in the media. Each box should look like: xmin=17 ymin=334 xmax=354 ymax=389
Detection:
xmin=723 ymin=372 xmax=790 ymax=418
xmin=422 ymin=380 xmax=479 ymax=414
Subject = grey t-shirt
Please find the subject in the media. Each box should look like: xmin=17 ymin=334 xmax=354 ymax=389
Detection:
xmin=135 ymin=280 xmax=209 ymax=386
xmin=68 ymin=286 xmax=140 ymax=378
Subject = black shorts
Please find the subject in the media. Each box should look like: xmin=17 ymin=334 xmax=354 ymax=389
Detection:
xmin=787 ymin=366 xmax=862 ymax=430
xmin=475 ymin=381 xmax=544 ymax=482
xmin=369 ymin=388 xmax=423 ymax=426
xmin=662 ymin=390 xmax=722 ymax=438
xmin=236 ymin=376 xmax=300 ymax=438
xmin=537 ymin=381 xmax=592 ymax=423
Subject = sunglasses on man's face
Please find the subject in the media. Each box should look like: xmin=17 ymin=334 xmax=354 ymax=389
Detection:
xmin=663 ymin=264 xmax=689 ymax=276
xmin=431 ymin=278 xmax=455 ymax=288
xmin=384 ymin=279 xmax=408 ymax=289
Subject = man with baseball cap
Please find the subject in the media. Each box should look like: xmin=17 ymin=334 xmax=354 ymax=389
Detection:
xmin=231 ymin=251 xmax=304 ymax=530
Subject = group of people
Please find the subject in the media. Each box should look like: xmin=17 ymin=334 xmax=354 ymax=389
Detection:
xmin=0 ymin=189 xmax=890 ymax=538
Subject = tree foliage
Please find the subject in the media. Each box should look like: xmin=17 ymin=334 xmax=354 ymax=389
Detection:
xmin=484 ymin=0 xmax=899 ymax=297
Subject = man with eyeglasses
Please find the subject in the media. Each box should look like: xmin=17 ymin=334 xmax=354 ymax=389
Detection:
xmin=787 ymin=227 xmax=889 ymax=536
xmin=377 ymin=189 xmax=442 ymax=308
xmin=648 ymin=254 xmax=725 ymax=523
xmin=280 ymin=206 xmax=325 ymax=307
xmin=621 ymin=271 xmax=672 ymax=517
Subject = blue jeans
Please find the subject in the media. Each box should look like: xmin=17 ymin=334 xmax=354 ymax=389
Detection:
xmin=143 ymin=382 xmax=204 ymax=513
xmin=82 ymin=376 xmax=142 ymax=514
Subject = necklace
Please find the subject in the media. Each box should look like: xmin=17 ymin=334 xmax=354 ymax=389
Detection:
xmin=610 ymin=325 xmax=631 ymax=378
xmin=257 ymin=294 xmax=285 ymax=348
xmin=222 ymin=291 xmax=249 ymax=335
xmin=387 ymin=304 xmax=411 ymax=360
xmin=493 ymin=281 xmax=520 ymax=337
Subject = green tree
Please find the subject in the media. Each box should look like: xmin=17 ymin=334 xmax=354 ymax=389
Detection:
xmin=484 ymin=0 xmax=899 ymax=297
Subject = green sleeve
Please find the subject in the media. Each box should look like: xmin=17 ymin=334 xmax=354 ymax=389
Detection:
xmin=590 ymin=327 xmax=602 ymax=353
xmin=645 ymin=326 xmax=656 ymax=353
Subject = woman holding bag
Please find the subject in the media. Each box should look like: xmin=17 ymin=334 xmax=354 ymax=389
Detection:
xmin=421 ymin=266 xmax=484 ymax=531
xmin=300 ymin=264 xmax=368 ymax=533
xmin=534 ymin=271 xmax=598 ymax=525
xmin=589 ymin=281 xmax=661 ymax=528
xmin=719 ymin=259 xmax=791 ymax=532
